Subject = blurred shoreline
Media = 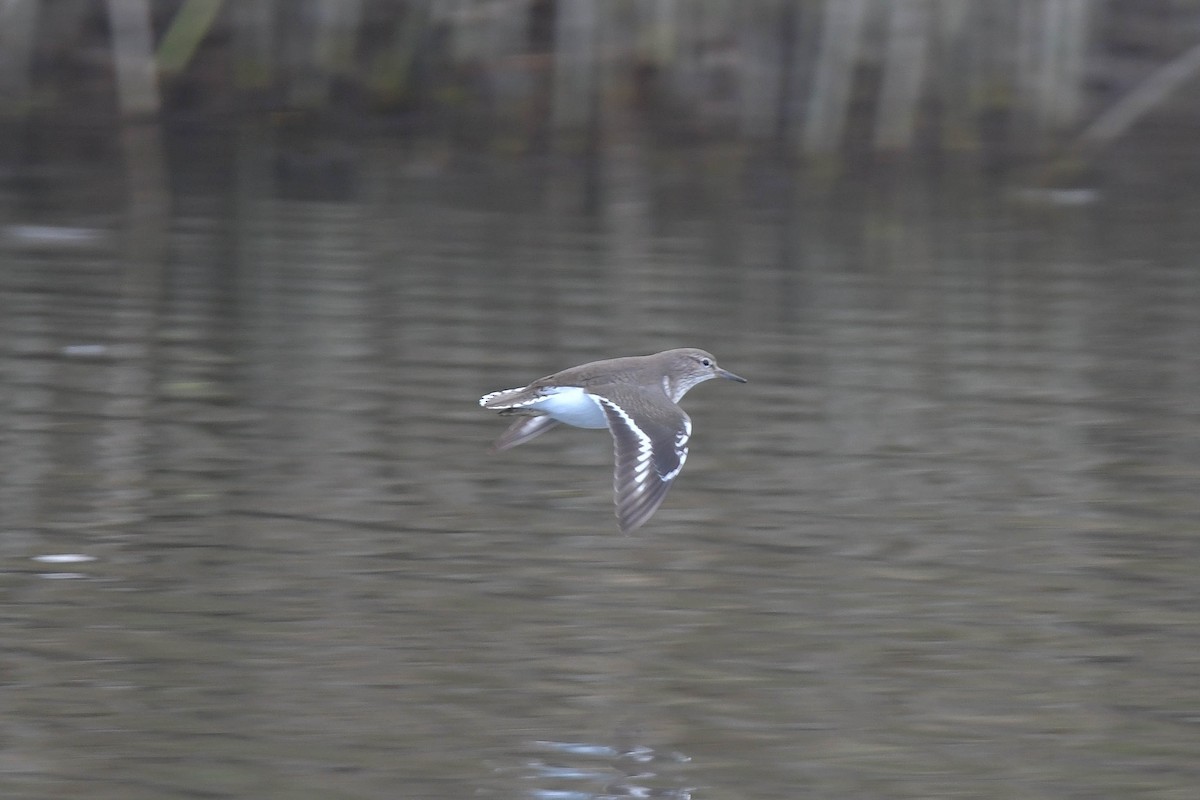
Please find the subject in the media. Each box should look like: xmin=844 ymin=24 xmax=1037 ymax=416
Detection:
xmin=3 ymin=0 xmax=1200 ymax=165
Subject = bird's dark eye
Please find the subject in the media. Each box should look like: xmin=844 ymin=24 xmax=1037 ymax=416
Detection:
xmin=700 ymin=358 xmax=712 ymax=367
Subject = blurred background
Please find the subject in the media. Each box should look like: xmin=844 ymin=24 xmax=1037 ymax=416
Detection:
xmin=3 ymin=1 xmax=1200 ymax=798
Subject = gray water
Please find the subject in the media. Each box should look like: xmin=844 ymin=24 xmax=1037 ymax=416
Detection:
xmin=2 ymin=129 xmax=1199 ymax=799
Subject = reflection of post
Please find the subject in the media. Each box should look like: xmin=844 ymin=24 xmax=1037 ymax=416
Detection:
xmin=804 ymin=0 xmax=869 ymax=155
xmin=0 ymin=299 xmax=52 ymax=549
xmin=106 ymin=0 xmax=161 ymax=117
xmin=874 ymin=0 xmax=930 ymax=151
xmin=120 ymin=125 xmax=170 ymax=270
xmin=603 ymin=128 xmax=655 ymax=349
xmin=594 ymin=0 xmax=654 ymax=343
xmin=99 ymin=124 xmax=169 ymax=525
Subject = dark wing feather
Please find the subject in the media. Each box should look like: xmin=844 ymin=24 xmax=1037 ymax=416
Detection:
xmin=491 ymin=416 xmax=559 ymax=451
xmin=594 ymin=389 xmax=691 ymax=533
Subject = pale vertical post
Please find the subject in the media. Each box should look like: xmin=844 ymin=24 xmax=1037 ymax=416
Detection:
xmin=803 ymin=0 xmax=870 ymax=155
xmin=650 ymin=0 xmax=676 ymax=63
xmin=874 ymin=0 xmax=931 ymax=150
xmin=1051 ymin=0 xmax=1091 ymax=128
xmin=105 ymin=0 xmax=162 ymax=116
xmin=1033 ymin=0 xmax=1065 ymax=133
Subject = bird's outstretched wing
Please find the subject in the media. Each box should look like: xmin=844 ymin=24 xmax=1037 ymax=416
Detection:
xmin=594 ymin=388 xmax=691 ymax=533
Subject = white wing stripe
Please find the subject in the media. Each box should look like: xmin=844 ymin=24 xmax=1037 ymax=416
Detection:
xmin=597 ymin=397 xmax=655 ymax=497
xmin=661 ymin=416 xmax=691 ymax=481
xmin=479 ymin=387 xmax=546 ymax=409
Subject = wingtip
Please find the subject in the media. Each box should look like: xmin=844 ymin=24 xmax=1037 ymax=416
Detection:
xmin=617 ymin=515 xmax=646 ymax=535
xmin=614 ymin=483 xmax=673 ymax=534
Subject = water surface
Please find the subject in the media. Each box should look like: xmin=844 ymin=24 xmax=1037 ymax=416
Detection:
xmin=2 ymin=132 xmax=1199 ymax=799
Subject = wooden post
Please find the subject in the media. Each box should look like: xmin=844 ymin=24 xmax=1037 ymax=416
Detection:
xmin=1051 ymin=0 xmax=1091 ymax=128
xmin=804 ymin=0 xmax=870 ymax=155
xmin=105 ymin=0 xmax=162 ymax=117
xmin=874 ymin=0 xmax=931 ymax=151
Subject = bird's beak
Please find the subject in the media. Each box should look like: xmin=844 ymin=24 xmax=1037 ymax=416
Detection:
xmin=718 ymin=368 xmax=747 ymax=383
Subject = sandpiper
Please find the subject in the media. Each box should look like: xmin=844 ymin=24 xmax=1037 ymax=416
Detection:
xmin=479 ymin=348 xmax=746 ymax=533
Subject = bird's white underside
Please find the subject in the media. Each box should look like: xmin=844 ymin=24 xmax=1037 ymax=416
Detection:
xmin=480 ymin=385 xmax=608 ymax=428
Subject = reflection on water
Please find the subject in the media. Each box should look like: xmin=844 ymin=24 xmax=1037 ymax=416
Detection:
xmin=520 ymin=740 xmax=692 ymax=799
xmin=2 ymin=131 xmax=1200 ymax=799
